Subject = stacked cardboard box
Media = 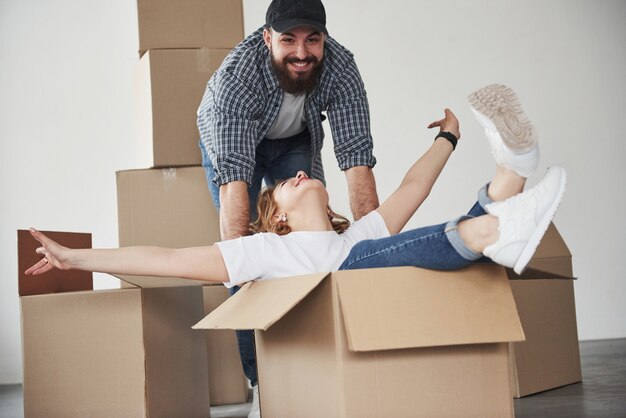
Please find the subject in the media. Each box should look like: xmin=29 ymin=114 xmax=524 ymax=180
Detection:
xmin=123 ymin=0 xmax=249 ymax=408
xmin=18 ymin=231 xmax=211 ymax=418
xmin=115 ymin=166 xmax=249 ymax=405
xmin=132 ymin=0 xmax=243 ymax=167
xmin=507 ymin=224 xmax=582 ymax=397
xmin=136 ymin=0 xmax=244 ymax=57
xmin=133 ymin=48 xmax=230 ymax=167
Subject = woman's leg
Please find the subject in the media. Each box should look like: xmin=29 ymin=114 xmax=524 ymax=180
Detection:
xmin=340 ymin=166 xmax=567 ymax=274
xmin=339 ymin=217 xmax=482 ymax=271
xmin=461 ymin=166 xmax=567 ymax=273
xmin=466 ymin=83 xmax=539 ymax=215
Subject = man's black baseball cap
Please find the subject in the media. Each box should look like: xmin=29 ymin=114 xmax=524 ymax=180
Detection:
xmin=265 ymin=0 xmax=328 ymax=35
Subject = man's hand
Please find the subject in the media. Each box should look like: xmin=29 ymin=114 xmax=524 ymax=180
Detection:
xmin=427 ymin=108 xmax=461 ymax=140
xmin=345 ymin=166 xmax=379 ymax=220
xmin=219 ymin=181 xmax=252 ymax=240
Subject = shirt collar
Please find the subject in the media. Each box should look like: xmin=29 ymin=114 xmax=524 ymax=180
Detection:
xmin=262 ymin=53 xmax=280 ymax=93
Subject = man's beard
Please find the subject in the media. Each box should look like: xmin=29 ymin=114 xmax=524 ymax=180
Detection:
xmin=271 ymin=52 xmax=324 ymax=96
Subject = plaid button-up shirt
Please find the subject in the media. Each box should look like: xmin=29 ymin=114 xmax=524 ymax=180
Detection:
xmin=197 ymin=27 xmax=376 ymax=186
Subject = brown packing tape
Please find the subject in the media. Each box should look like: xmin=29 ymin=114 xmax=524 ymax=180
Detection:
xmin=17 ymin=230 xmax=93 ymax=296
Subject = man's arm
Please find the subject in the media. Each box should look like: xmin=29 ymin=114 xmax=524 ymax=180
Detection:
xmin=219 ymin=181 xmax=251 ymax=240
xmin=344 ymin=166 xmax=379 ymax=220
xmin=197 ymin=70 xmax=260 ymax=241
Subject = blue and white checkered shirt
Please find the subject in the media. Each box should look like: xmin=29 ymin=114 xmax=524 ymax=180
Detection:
xmin=197 ymin=27 xmax=376 ymax=186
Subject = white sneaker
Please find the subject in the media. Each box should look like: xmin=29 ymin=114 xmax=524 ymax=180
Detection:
xmin=468 ymin=84 xmax=539 ymax=177
xmin=483 ymin=166 xmax=567 ymax=274
xmin=248 ymin=384 xmax=260 ymax=418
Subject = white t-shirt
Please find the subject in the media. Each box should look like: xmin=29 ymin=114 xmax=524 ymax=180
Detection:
xmin=264 ymin=93 xmax=307 ymax=139
xmin=216 ymin=211 xmax=390 ymax=288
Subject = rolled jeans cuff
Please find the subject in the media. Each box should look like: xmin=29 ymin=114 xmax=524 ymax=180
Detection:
xmin=444 ymin=182 xmax=495 ymax=261
xmin=444 ymin=215 xmax=483 ymax=262
xmin=477 ymin=182 xmax=493 ymax=211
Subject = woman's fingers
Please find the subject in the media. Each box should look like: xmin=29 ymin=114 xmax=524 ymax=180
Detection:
xmin=30 ymin=228 xmax=49 ymax=245
xmin=428 ymin=108 xmax=457 ymax=130
xmin=428 ymin=119 xmax=442 ymax=129
xmin=26 ymin=228 xmax=58 ymax=275
xmin=25 ymin=257 xmax=52 ymax=276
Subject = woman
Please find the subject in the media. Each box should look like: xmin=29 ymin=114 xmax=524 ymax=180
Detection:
xmin=26 ymin=85 xmax=566 ymax=285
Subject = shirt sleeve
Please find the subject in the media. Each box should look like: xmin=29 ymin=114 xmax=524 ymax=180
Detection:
xmin=327 ymin=56 xmax=376 ymax=171
xmin=342 ymin=211 xmax=390 ymax=246
xmin=215 ymin=234 xmax=267 ymax=288
xmin=197 ymin=71 xmax=261 ymax=186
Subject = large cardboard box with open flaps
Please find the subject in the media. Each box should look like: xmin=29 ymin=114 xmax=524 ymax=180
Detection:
xmin=507 ymin=224 xmax=581 ymax=397
xmin=195 ymin=265 xmax=525 ymax=417
xmin=195 ymin=223 xmax=579 ymax=416
xmin=17 ymin=230 xmax=210 ymax=418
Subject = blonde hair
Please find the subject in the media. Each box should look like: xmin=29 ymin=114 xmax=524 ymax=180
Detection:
xmin=250 ymin=185 xmax=351 ymax=235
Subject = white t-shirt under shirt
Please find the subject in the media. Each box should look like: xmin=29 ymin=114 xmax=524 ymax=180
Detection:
xmin=216 ymin=211 xmax=390 ymax=288
xmin=264 ymin=93 xmax=307 ymax=139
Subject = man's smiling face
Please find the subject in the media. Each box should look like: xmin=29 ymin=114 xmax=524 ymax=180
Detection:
xmin=264 ymin=26 xmax=325 ymax=95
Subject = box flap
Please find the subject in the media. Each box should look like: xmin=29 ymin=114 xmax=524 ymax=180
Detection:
xmin=17 ymin=230 xmax=93 ymax=296
xmin=510 ymin=223 xmax=573 ymax=279
xmin=335 ymin=265 xmax=525 ymax=352
xmin=193 ymin=272 xmax=329 ymax=331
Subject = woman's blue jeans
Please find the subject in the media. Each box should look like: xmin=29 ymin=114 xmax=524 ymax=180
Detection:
xmin=199 ymin=131 xmax=314 ymax=387
xmin=338 ymin=184 xmax=493 ymax=271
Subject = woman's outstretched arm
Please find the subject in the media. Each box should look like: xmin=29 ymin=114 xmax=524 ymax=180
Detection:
xmin=376 ymin=109 xmax=460 ymax=235
xmin=25 ymin=228 xmax=230 ymax=283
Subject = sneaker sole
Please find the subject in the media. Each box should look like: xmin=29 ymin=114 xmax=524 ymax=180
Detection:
xmin=513 ymin=167 xmax=567 ymax=274
xmin=468 ymin=84 xmax=537 ymax=152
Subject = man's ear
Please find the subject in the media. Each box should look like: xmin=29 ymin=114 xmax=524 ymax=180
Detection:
xmin=263 ymin=28 xmax=272 ymax=49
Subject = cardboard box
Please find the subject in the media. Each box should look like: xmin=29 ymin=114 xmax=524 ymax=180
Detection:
xmin=133 ymin=48 xmax=230 ymax=167
xmin=136 ymin=0 xmax=244 ymax=56
xmin=507 ymin=224 xmax=582 ymax=397
xmin=17 ymin=230 xmax=210 ymax=418
xmin=116 ymin=168 xmax=248 ymax=405
xmin=195 ymin=265 xmax=526 ymax=417
xmin=203 ymin=286 xmax=249 ymax=405
xmin=116 ymin=166 xmax=220 ymax=253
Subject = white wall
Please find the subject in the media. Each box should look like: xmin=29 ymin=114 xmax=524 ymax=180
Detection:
xmin=1 ymin=0 xmax=624 ymax=384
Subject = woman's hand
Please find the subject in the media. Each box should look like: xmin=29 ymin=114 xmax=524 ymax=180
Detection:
xmin=24 ymin=228 xmax=72 ymax=275
xmin=427 ymin=108 xmax=461 ymax=140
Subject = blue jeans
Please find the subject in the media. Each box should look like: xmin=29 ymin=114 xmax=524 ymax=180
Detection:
xmin=199 ymin=130 xmax=314 ymax=386
xmin=339 ymin=184 xmax=493 ymax=271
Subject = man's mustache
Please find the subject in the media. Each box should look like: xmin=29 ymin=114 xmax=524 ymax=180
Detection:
xmin=284 ymin=56 xmax=319 ymax=65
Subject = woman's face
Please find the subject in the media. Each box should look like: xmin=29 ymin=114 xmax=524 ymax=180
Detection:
xmin=272 ymin=171 xmax=328 ymax=214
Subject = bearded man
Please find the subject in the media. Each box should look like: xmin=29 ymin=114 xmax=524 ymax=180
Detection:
xmin=197 ymin=1 xmax=379 ymax=414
